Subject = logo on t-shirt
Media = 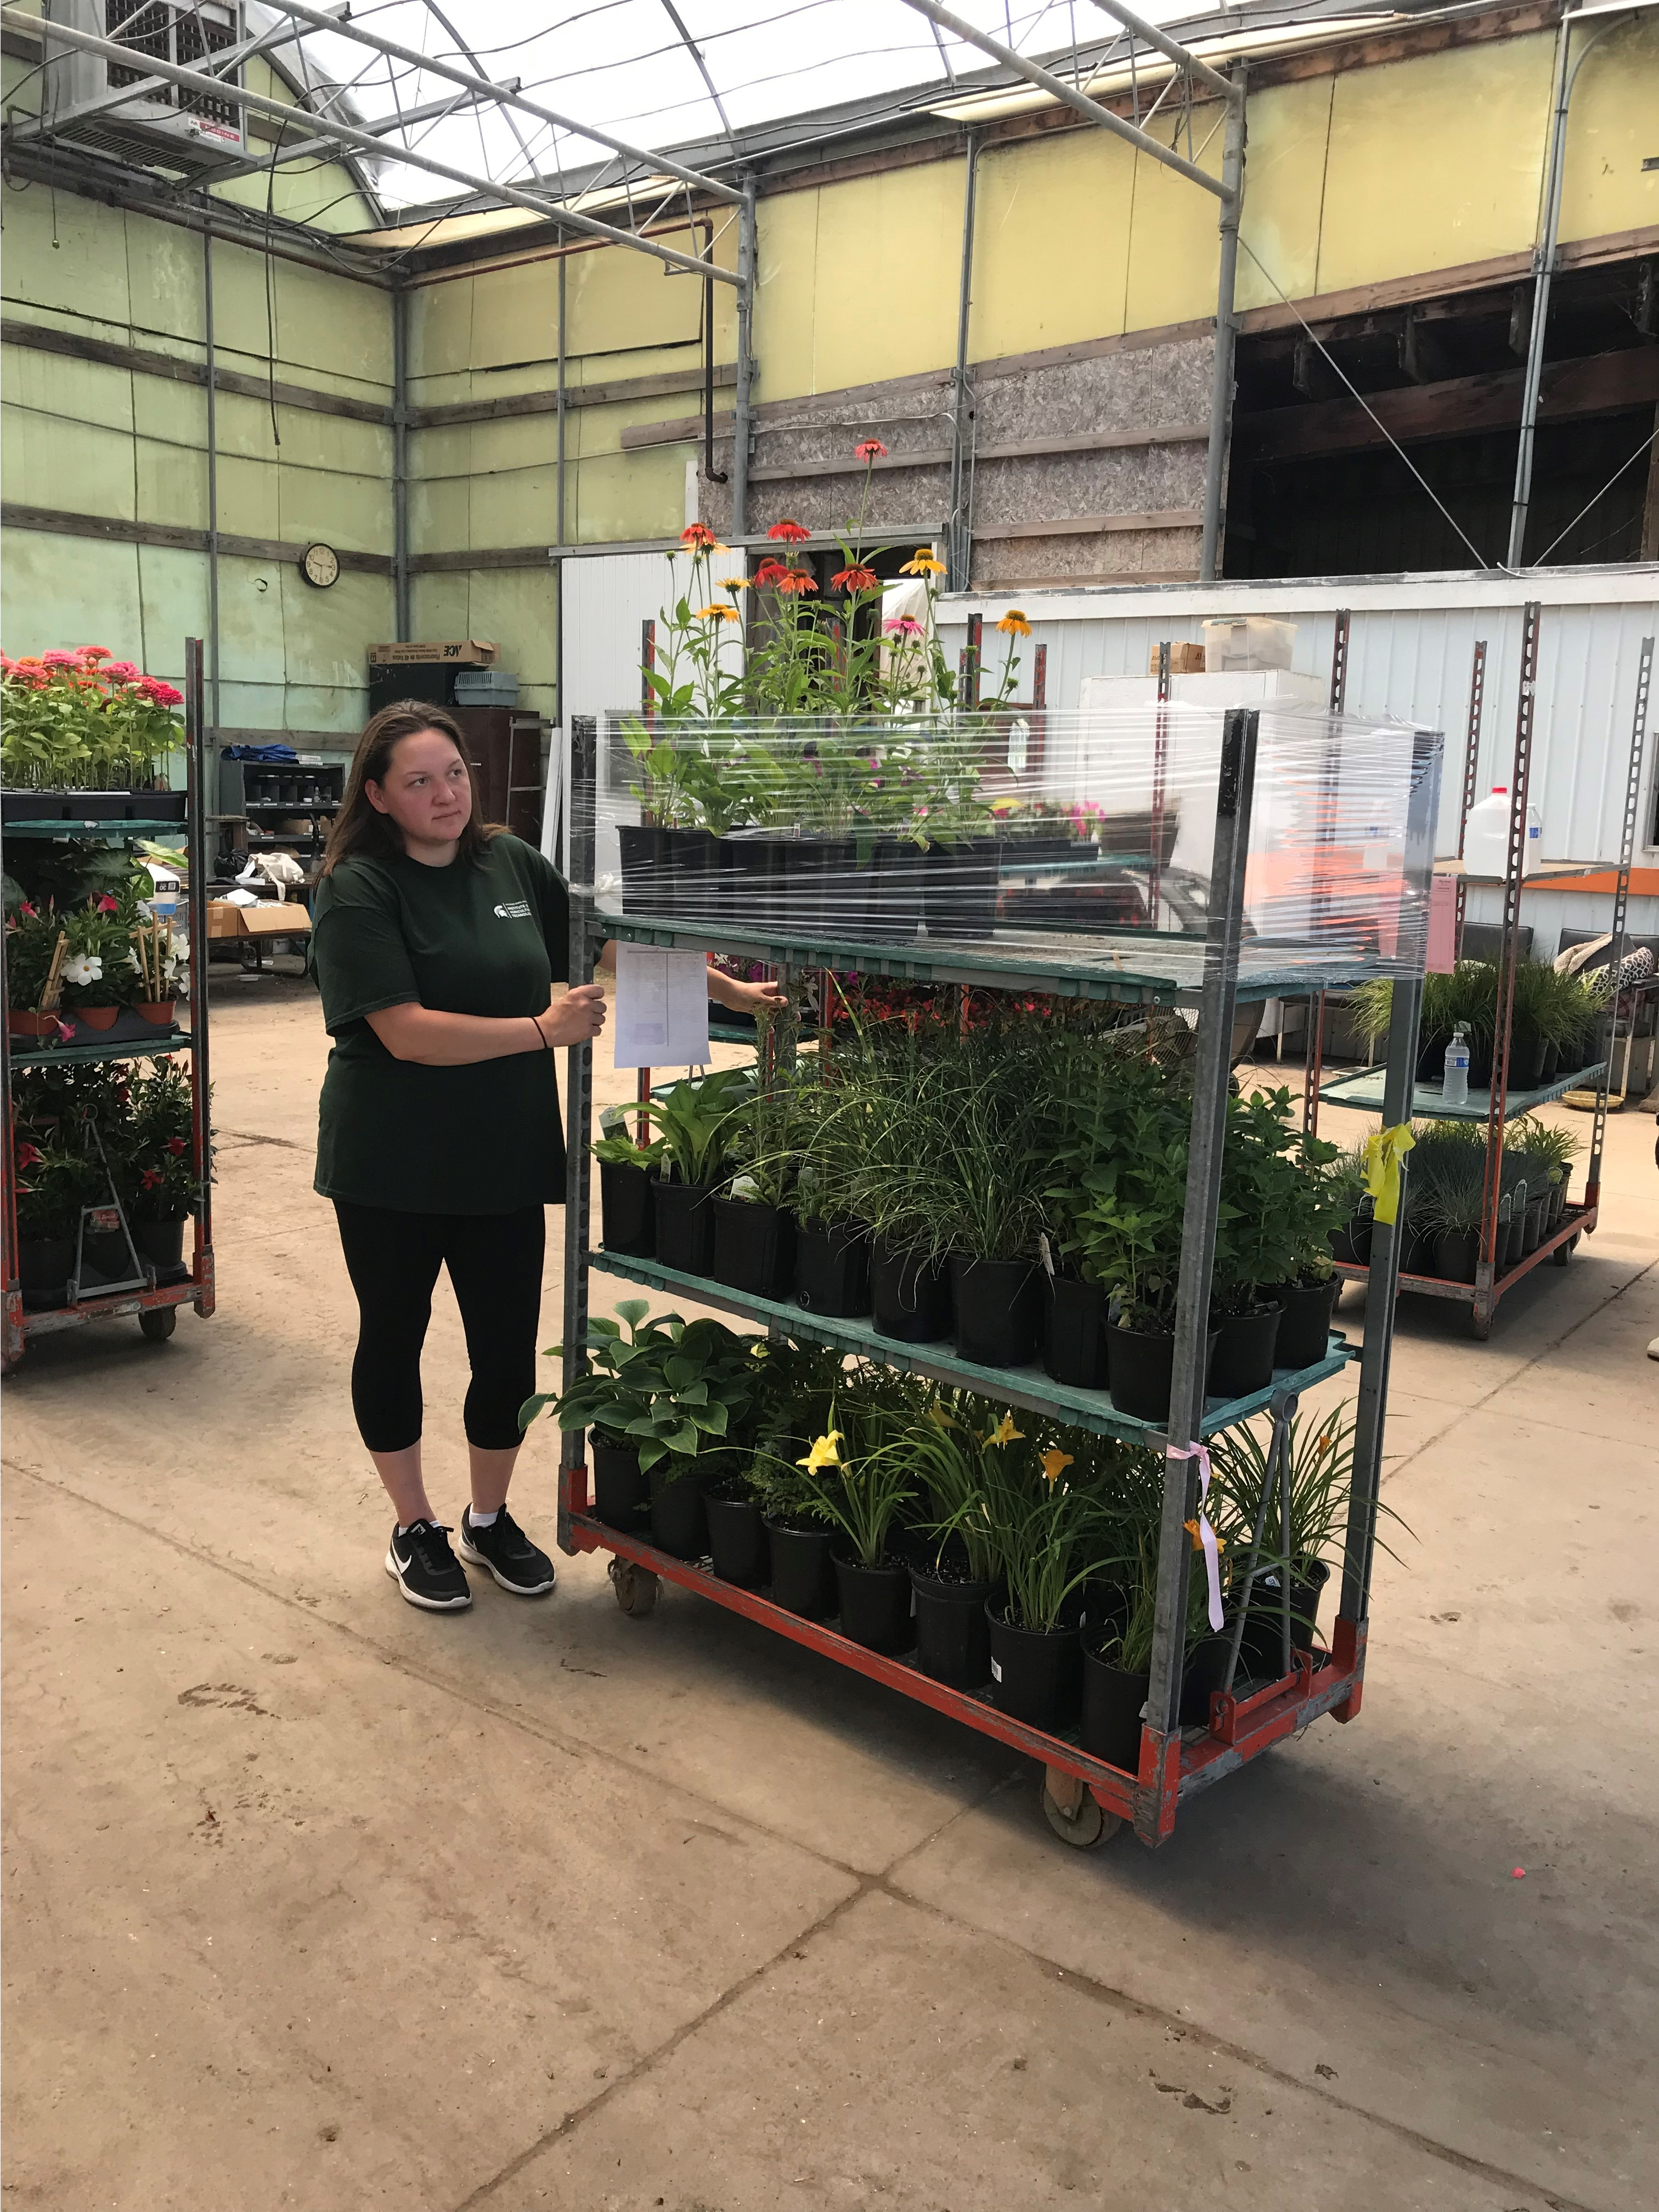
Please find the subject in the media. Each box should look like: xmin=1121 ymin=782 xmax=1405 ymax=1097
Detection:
xmin=493 ymin=900 xmax=533 ymax=919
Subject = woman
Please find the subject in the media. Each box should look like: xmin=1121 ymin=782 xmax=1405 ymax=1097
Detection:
xmin=311 ymin=702 xmax=782 ymax=1613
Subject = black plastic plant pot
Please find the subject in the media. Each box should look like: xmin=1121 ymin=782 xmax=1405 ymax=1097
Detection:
xmin=1179 ymin=1633 xmax=1234 ymax=1727
xmin=794 ymin=1218 xmax=872 ymax=1317
xmin=1265 ymin=1276 xmax=1339 ymax=1368
xmin=1550 ymin=1176 xmax=1568 ymax=1229
xmin=911 ymin=1568 xmax=995 ymax=1689
xmin=136 ymin=788 xmax=188 ymax=822
xmin=133 ymin=1215 xmax=188 ymax=1281
xmin=1104 ymin=1321 xmax=1183 ymax=1422
xmin=705 ymin=1490 xmax=768 ymax=1587
xmin=599 ymin=1160 xmax=655 ymax=1257
xmin=1240 ymin=1558 xmax=1331 ymax=1678
xmin=923 ymin=837 xmax=1001 ymax=941
xmin=17 ymin=1237 xmax=74 ymax=1311
xmin=866 ymin=837 xmax=926 ymax=943
xmin=1539 ymin=1037 xmax=1560 ymax=1084
xmin=1329 ymin=1211 xmax=1373 ymax=1267
xmin=1509 ymin=1029 xmax=1548 ymax=1091
xmin=1402 ymin=1223 xmax=1438 ymax=1276
xmin=765 ymin=1516 xmax=838 ymax=1619
xmin=1044 ymin=1274 xmax=1105 ymax=1388
xmin=871 ymin=1239 xmax=952 ymax=1344
xmin=1080 ymin=1649 xmax=1149 ymax=1773
xmin=81 ymin=1226 xmax=134 ymax=1282
xmin=1500 ymin=1210 xmax=1524 ymax=1273
xmin=725 ymin=830 xmax=793 ymax=929
xmin=833 ymin=1553 xmax=915 ymax=1655
xmin=617 ymin=822 xmax=674 ymax=917
xmin=653 ymin=1180 xmax=715 ymax=1275
xmin=987 ymin=1610 xmax=1082 ymax=1730
xmin=711 ymin=1197 xmax=797 ymax=1300
xmin=1415 ymin=1029 xmax=1449 ymax=1085
xmin=1468 ymin=1032 xmax=1493 ymax=1089
xmin=785 ymin=836 xmax=877 ymax=942
xmin=648 ymin=1460 xmax=709 ymax=1560
xmin=1433 ymin=1228 xmax=1480 ymax=1284
xmin=950 ymin=1255 xmax=1043 ymax=1367
xmin=1523 ymin=1195 xmax=1547 ymax=1254
xmin=1207 ymin=1305 xmax=1283 ymax=1398
xmin=590 ymin=1436 xmax=650 ymax=1532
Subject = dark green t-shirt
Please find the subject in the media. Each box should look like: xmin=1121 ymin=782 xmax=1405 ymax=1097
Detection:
xmin=312 ymin=834 xmax=571 ymax=1214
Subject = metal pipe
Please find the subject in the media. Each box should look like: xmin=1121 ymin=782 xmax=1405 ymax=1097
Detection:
xmin=1507 ymin=7 xmax=1620 ymax=566
xmin=557 ymin=715 xmax=601 ymax=1555
xmin=946 ymin=131 xmax=980 ymax=594
xmin=202 ymin=224 xmax=221 ymax=732
xmin=268 ymin=0 xmax=742 ymax=207
xmin=900 ymin=0 xmax=1228 ymax=199
xmin=1199 ymin=71 xmax=1246 ymax=582
xmin=1085 ymin=0 xmax=1236 ymax=99
xmin=727 ymin=175 xmax=758 ymax=541
xmin=392 ymin=286 xmax=410 ymax=640
xmin=1143 ymin=707 xmax=1258 ymax=1786
xmin=1 ymin=7 xmax=739 ymax=284
xmin=556 ymin=246 xmax=569 ymax=550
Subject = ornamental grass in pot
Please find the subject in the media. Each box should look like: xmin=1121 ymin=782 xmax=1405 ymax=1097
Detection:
xmin=928 ymin=1043 xmax=1048 ymax=1366
xmin=709 ymin=1045 xmax=809 ymax=1300
xmin=978 ymin=1421 xmax=1115 ymax=1731
xmin=1081 ymin=1537 xmax=1158 ymax=1771
xmin=905 ymin=1395 xmax=1009 ymax=1689
xmin=791 ymin=1392 xmax=918 ymax=1655
xmin=1509 ymin=1114 xmax=1580 ymax=1233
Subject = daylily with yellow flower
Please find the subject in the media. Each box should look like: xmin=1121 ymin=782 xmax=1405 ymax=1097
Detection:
xmin=984 ymin=1414 xmax=1024 ymax=1448
xmin=1040 ymin=1448 xmax=1074 ymax=1487
xmin=797 ymin=1430 xmax=843 ymax=1472
xmin=1183 ymin=1517 xmax=1226 ymax=1555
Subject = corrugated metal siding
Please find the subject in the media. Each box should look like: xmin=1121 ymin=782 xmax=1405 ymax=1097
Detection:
xmin=941 ymin=578 xmax=1659 ymax=949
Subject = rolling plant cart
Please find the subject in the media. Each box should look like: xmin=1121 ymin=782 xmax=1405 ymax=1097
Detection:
xmin=1 ymin=638 xmax=215 ymax=1367
xmin=1314 ymin=611 xmax=1652 ymax=1339
xmin=554 ymin=707 xmax=1441 ymax=1849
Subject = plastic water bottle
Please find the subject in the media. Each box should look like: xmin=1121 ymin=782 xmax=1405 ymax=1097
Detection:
xmin=1442 ymin=1023 xmax=1470 ymax=1107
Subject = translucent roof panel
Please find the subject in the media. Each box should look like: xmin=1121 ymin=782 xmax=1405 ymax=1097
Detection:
xmin=252 ymin=0 xmax=1224 ymax=216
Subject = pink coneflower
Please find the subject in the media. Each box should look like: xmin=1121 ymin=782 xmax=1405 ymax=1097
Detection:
xmin=884 ymin=616 xmax=924 ymax=639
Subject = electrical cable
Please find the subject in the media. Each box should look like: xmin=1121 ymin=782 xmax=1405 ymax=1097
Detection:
xmin=1235 ymin=235 xmax=1495 ymax=571
xmin=1528 ymin=421 xmax=1659 ymax=568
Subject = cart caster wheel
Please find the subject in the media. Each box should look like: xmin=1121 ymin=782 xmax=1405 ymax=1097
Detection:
xmin=609 ymin=1558 xmax=658 ymax=1616
xmin=1040 ymin=1779 xmax=1120 ymax=1850
xmin=1468 ymin=1307 xmax=1492 ymax=1340
xmin=1553 ymin=1234 xmax=1578 ymax=1266
xmin=139 ymin=1308 xmax=177 ymax=1343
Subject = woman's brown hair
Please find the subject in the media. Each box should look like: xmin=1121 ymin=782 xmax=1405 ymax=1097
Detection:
xmin=318 ymin=701 xmax=495 ymax=877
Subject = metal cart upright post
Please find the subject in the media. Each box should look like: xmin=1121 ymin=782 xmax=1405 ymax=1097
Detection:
xmin=552 ymin=706 xmax=1440 ymax=1849
xmin=1313 ymin=610 xmax=1654 ymax=1336
xmin=2 ymin=638 xmax=215 ymax=1366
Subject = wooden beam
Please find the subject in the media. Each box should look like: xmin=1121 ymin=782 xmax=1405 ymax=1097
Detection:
xmin=1236 ymin=228 xmax=1659 ymax=340
xmin=627 ymin=416 xmax=1210 ymax=469
xmin=972 ymin=509 xmax=1202 ymax=540
xmin=405 ymin=545 xmax=551 ymax=573
xmin=408 ymin=360 xmax=736 ymax=432
xmin=1 ymin=503 xmax=394 ymax=574
xmin=1234 ymin=347 xmax=1659 ymax=464
xmin=1 ymin=317 xmax=394 ymax=425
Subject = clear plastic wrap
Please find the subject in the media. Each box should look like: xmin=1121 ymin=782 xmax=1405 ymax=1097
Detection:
xmin=584 ymin=706 xmax=1441 ymax=994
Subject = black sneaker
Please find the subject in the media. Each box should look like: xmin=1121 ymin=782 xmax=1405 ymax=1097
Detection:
xmin=384 ymin=1520 xmax=472 ymax=1612
xmin=457 ymin=1505 xmax=556 ymax=1596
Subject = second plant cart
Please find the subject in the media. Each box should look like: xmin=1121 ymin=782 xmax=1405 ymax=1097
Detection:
xmin=552 ymin=704 xmax=1441 ymax=1849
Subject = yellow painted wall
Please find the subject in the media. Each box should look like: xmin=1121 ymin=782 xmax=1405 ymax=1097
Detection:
xmin=0 ymin=53 xmax=393 ymax=736
xmin=972 ymin=128 xmax=1135 ymax=358
xmin=1556 ymin=12 xmax=1659 ymax=246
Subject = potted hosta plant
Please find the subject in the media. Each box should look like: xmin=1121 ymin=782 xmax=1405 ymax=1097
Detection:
xmin=634 ymin=1065 xmax=754 ymax=1277
xmin=591 ymin=1108 xmax=663 ymax=1259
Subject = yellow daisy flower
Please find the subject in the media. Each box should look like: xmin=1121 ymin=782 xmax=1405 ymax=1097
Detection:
xmin=899 ymin=550 xmax=946 ymax=577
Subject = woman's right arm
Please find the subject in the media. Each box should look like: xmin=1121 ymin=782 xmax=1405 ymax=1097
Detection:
xmin=368 ymin=986 xmax=607 ymax=1066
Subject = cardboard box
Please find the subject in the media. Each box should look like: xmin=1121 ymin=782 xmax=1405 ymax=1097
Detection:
xmin=368 ymin=640 xmax=499 ymax=667
xmin=206 ymin=900 xmax=312 ymax=940
xmin=1147 ymin=642 xmax=1206 ymax=675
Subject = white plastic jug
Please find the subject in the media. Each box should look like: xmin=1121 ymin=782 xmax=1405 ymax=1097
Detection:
xmin=1463 ymin=786 xmax=1542 ymax=880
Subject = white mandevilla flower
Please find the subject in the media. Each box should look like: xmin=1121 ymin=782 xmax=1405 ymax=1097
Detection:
xmin=62 ymin=953 xmax=103 ymax=987
xmin=125 ymin=949 xmax=143 ymax=973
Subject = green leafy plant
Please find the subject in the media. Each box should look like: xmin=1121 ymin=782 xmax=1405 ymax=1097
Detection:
xmin=1 ymin=646 xmax=183 ymax=790
xmin=11 ymin=1138 xmax=99 ymax=1242
xmin=1208 ymin=1403 xmax=1407 ymax=1583
xmin=526 ymin=1301 xmax=763 ymax=1472
xmin=631 ymin=1065 xmax=755 ymax=1189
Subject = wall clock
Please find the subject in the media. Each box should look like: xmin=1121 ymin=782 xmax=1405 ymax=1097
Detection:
xmin=300 ymin=542 xmax=340 ymax=589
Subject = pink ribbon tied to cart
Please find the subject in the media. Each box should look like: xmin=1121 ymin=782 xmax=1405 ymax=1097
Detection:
xmin=1167 ymin=1442 xmax=1226 ymax=1632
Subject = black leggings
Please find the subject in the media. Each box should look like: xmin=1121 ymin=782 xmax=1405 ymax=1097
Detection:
xmin=333 ymin=1201 xmax=546 ymax=1454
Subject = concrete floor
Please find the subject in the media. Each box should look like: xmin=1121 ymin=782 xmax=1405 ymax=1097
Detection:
xmin=4 ymin=977 xmax=1657 ymax=2212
